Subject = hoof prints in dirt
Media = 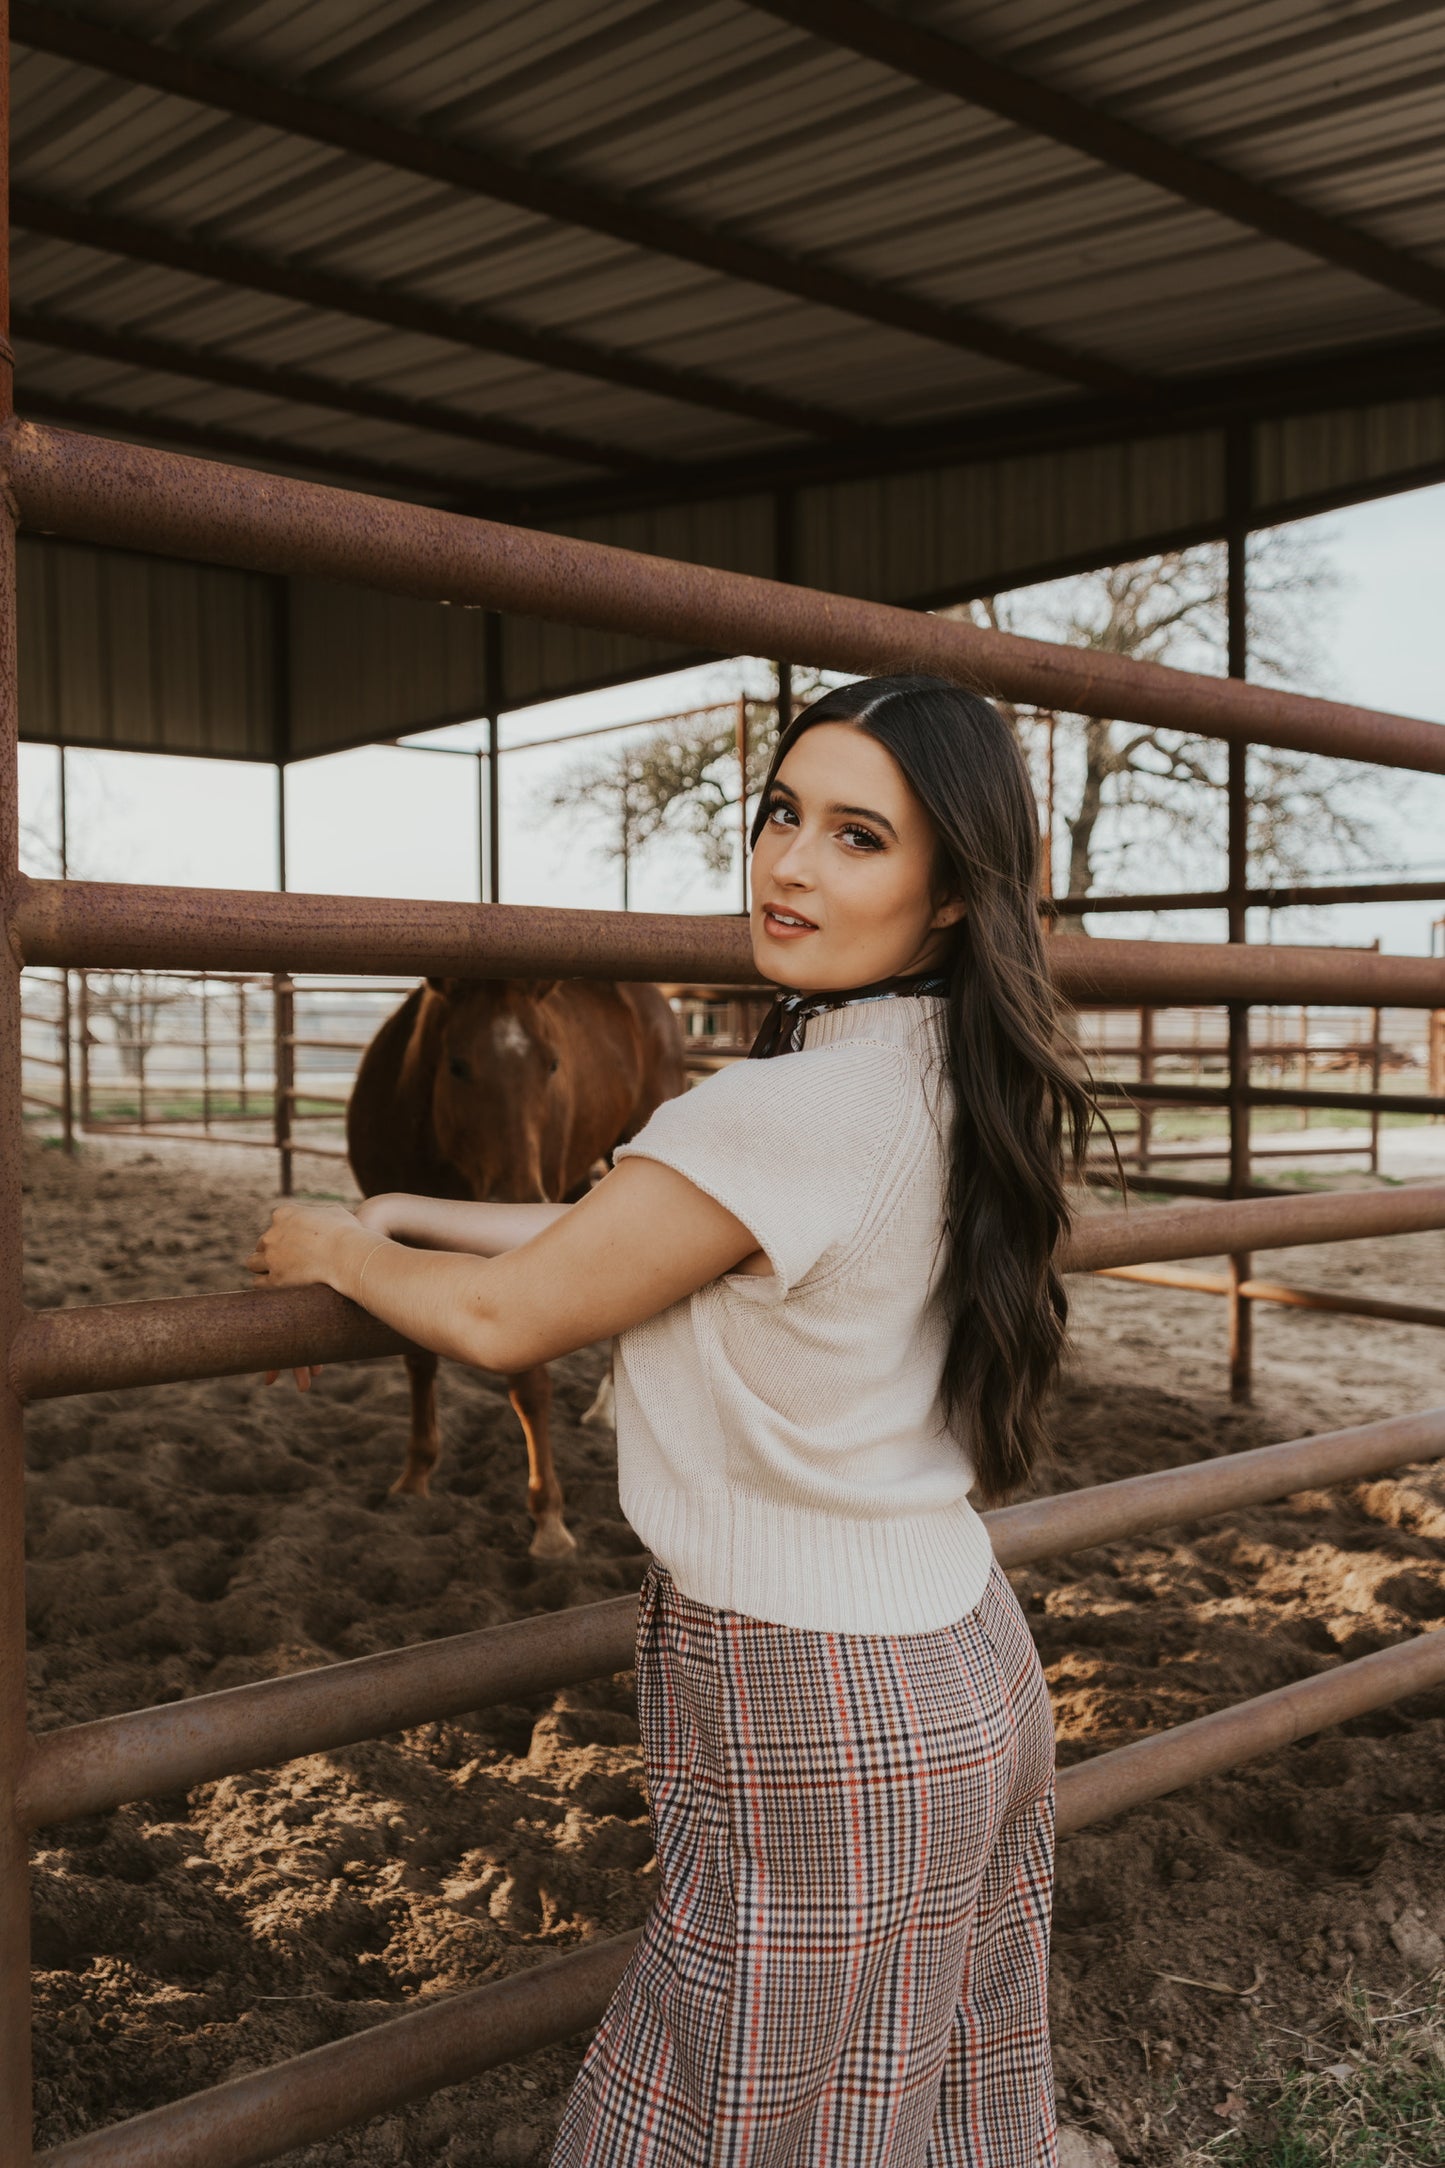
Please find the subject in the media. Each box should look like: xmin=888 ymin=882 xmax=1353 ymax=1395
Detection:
xmin=25 ymin=1144 xmax=654 ymax=2164
xmin=32 ymin=1688 xmax=653 ymax=2166
xmin=23 ymin=1142 xmax=1445 ymax=2163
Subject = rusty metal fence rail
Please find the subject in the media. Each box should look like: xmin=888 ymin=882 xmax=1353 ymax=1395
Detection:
xmin=7 ymin=269 xmax=1445 ymax=2168
xmin=23 ymin=1419 xmax=1445 ymax=2168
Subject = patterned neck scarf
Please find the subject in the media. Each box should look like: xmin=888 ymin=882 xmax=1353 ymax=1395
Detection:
xmin=746 ymin=971 xmax=950 ymax=1060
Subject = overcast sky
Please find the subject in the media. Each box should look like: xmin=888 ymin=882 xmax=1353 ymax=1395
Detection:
xmin=17 ymin=480 xmax=1445 ymax=961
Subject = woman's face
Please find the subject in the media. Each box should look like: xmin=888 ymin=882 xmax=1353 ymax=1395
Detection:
xmin=749 ymin=721 xmax=964 ymax=990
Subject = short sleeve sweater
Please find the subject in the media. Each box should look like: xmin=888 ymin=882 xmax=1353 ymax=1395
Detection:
xmin=611 ymin=993 xmax=994 ymax=1633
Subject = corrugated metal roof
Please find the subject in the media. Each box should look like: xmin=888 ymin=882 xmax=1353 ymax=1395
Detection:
xmin=11 ymin=0 xmax=1445 ymax=748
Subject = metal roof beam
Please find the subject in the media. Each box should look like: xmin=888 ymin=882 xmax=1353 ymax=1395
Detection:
xmin=15 ymin=389 xmax=512 ymax=515
xmin=14 ymin=3 xmax=1153 ymax=396
xmin=12 ymin=306 xmax=661 ymax=476
xmin=745 ymin=0 xmax=1445 ymax=316
xmin=9 ymin=190 xmax=845 ymax=444
xmin=524 ymin=328 xmax=1445 ymax=520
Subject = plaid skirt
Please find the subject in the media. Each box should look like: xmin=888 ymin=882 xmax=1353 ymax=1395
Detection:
xmin=550 ymin=1553 xmax=1057 ymax=2167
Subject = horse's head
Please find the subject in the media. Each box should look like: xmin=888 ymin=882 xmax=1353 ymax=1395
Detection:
xmin=423 ymin=978 xmax=570 ymax=1202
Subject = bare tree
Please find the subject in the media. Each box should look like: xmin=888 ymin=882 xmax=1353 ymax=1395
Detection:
xmin=547 ymin=683 xmax=821 ymax=902
xmin=546 ymin=733 xmax=664 ymax=909
xmin=957 ymin=530 xmax=1390 ymax=910
xmin=82 ymin=972 xmax=187 ymax=1086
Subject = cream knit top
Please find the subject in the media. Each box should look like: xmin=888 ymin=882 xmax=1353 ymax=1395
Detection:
xmin=611 ymin=993 xmax=995 ymax=1633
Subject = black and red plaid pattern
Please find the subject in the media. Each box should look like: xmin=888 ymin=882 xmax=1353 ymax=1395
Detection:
xmin=551 ymin=1556 xmax=1057 ymax=2166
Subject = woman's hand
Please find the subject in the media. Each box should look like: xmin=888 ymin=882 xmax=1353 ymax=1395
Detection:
xmin=244 ymin=1161 xmax=759 ymax=1385
xmin=246 ymin=1199 xmax=361 ymax=1290
xmin=246 ymin=1200 xmax=372 ymax=1392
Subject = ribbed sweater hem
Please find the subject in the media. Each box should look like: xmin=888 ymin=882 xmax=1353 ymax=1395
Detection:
xmin=620 ymin=1482 xmax=996 ymax=1635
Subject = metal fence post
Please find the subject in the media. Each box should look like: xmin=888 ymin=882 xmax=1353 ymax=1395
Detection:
xmin=736 ymin=695 xmax=749 ymax=915
xmin=77 ymin=972 xmax=91 ymax=1130
xmin=0 ymin=0 xmax=36 ymax=2132
xmin=57 ymin=746 xmax=73 ymax=1153
xmin=136 ymin=1007 xmax=149 ymax=1132
xmin=200 ymin=972 xmax=212 ymax=1135
xmin=274 ymin=975 xmax=295 ymax=1196
xmin=1369 ymin=945 xmax=1383 ymax=1174
xmin=1225 ymin=425 xmax=1253 ymax=1402
xmin=0 ymin=509 xmax=31 ymax=2168
xmin=1137 ymin=1005 xmax=1153 ymax=1174
xmin=237 ymin=976 xmax=249 ymax=1119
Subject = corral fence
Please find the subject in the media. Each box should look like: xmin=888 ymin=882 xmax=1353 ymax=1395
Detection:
xmin=21 ymin=969 xmax=1444 ymax=1178
xmin=7 ymin=331 xmax=1445 ymax=2168
xmin=19 ymin=968 xmax=411 ymax=1188
xmin=17 ymin=971 xmax=798 ymax=1187
xmin=23 ymin=966 xmax=1445 ymax=1370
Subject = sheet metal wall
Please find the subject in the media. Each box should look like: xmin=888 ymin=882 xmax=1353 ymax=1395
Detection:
xmin=16 ymin=390 xmax=1445 ymax=761
xmin=285 ymin=578 xmax=496 ymax=760
xmin=1253 ymin=394 xmax=1445 ymax=521
xmin=500 ymin=491 xmax=777 ymax=716
xmin=793 ymin=429 xmax=1227 ymax=609
xmin=18 ymin=535 xmax=278 ymax=759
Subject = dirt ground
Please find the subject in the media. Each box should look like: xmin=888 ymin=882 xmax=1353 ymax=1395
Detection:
xmin=20 ymin=1135 xmax=1445 ymax=2166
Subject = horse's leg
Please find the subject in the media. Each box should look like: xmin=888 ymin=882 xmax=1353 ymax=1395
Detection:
xmin=507 ymin=1364 xmax=578 ymax=1559
xmin=579 ymin=1342 xmax=616 ymax=1432
xmin=392 ymin=1351 xmax=441 ymax=1497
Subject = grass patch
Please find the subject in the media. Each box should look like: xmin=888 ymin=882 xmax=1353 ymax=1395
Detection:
xmin=1190 ymin=1974 xmax=1445 ymax=2168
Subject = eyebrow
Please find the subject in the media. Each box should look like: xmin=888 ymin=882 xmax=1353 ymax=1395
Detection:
xmin=770 ymin=779 xmax=898 ymax=841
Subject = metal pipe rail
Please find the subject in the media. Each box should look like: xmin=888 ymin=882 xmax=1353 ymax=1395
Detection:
xmin=12 ymin=876 xmax=754 ymax=984
xmin=1054 ymin=878 xmax=1445 ymax=914
xmin=6 ymin=268 xmax=1445 ymax=2168
xmin=984 ymin=1404 xmax=1445 ymax=1566
xmin=7 ymin=420 xmax=1445 ymax=2168
xmin=34 ymin=1621 xmax=1445 ymax=2168
xmin=12 ymin=1282 xmax=411 ymax=1401
xmin=13 ymin=1185 xmax=1445 ymax=1405
xmin=11 ymin=421 xmax=1445 ymax=778
xmin=35 ymin=1932 xmax=643 ymax=2168
xmin=19 ymin=1405 xmax=1445 ymax=1833
xmin=1091 ymin=1078 xmax=1445 ymax=1118
xmin=18 ymin=1591 xmax=639 ymax=1832
xmin=1098 ymin=1264 xmax=1445 ymax=1331
xmin=61 ymin=1127 xmax=348 ymax=1162
xmin=14 ymin=875 xmax=1445 ymax=1009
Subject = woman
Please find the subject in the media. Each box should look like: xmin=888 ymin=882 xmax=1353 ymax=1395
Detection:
xmin=247 ymin=674 xmax=1096 ymax=2166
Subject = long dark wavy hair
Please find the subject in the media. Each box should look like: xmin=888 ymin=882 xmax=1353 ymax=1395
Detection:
xmin=750 ymin=673 xmax=1099 ymax=1504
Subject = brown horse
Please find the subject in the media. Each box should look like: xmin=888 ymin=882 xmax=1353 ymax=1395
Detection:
xmin=346 ymin=977 xmax=685 ymax=1557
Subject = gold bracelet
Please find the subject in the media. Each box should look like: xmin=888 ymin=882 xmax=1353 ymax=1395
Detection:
xmin=354 ymin=1239 xmax=388 ymax=1308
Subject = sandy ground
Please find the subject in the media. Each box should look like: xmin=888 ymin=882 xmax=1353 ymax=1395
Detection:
xmin=20 ymin=1134 xmax=1445 ymax=2166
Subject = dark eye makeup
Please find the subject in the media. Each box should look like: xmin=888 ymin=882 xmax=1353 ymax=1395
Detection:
xmin=762 ymin=793 xmax=884 ymax=850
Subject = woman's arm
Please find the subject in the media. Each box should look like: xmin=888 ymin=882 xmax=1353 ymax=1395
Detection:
xmin=356 ymin=1193 xmax=572 ymax=1255
xmin=246 ymin=1156 xmax=759 ymax=1374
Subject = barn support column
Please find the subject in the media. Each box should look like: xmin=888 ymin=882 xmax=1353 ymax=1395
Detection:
xmin=275 ymin=759 xmax=287 ymax=892
xmin=483 ymin=750 xmax=493 ymax=901
xmin=773 ymin=489 xmax=795 ymax=740
xmin=484 ymin=612 xmax=502 ymax=905
xmin=0 ymin=2 xmax=36 ymax=2151
xmin=1225 ymin=424 xmax=1253 ymax=1401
